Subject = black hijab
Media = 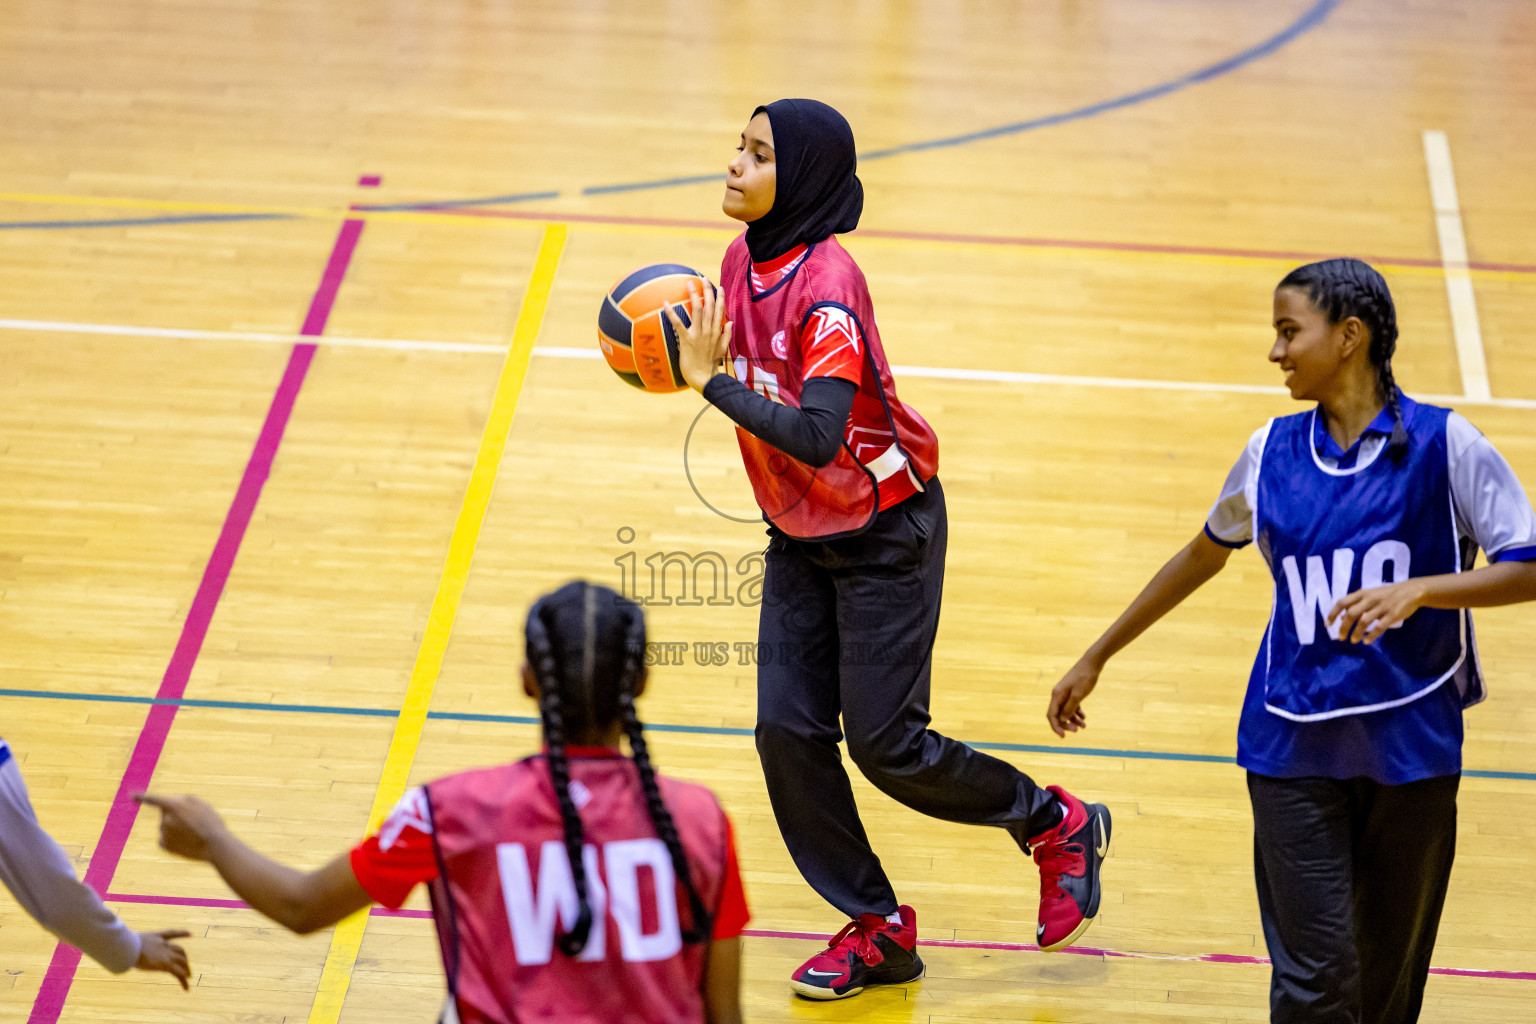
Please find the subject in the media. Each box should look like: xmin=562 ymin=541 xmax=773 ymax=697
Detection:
xmin=744 ymin=98 xmax=864 ymax=264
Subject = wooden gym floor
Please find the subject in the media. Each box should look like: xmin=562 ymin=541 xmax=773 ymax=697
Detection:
xmin=3 ymin=1 xmax=1535 ymax=1021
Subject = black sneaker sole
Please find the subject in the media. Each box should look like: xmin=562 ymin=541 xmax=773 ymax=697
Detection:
xmin=789 ymin=953 xmax=926 ymax=1000
xmin=1039 ymin=802 xmax=1111 ymax=953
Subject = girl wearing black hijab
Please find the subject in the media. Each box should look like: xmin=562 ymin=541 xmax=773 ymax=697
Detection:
xmin=668 ymin=99 xmax=1111 ymax=1000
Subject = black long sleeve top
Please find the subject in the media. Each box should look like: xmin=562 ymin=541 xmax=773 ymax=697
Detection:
xmin=701 ymin=375 xmax=857 ymax=468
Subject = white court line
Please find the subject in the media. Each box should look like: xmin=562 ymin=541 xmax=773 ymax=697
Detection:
xmin=5 ymin=316 xmax=1536 ymax=409
xmin=531 ymin=347 xmax=1294 ymax=398
xmin=0 ymin=317 xmax=506 ymax=353
xmin=1423 ymin=130 xmax=1492 ymax=402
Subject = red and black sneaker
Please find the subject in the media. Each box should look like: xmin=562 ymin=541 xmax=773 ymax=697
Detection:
xmin=1029 ymin=785 xmax=1111 ymax=952
xmin=789 ymin=905 xmax=925 ymax=1000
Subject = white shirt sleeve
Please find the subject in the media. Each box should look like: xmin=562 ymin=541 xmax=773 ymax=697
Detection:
xmin=1204 ymin=424 xmax=1270 ymax=548
xmin=0 ymin=743 xmax=142 ymax=973
xmin=1447 ymin=413 xmax=1536 ymax=562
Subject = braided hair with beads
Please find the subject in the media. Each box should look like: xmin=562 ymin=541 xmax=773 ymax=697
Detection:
xmin=523 ymin=581 xmax=714 ymax=957
xmin=1277 ymin=258 xmax=1409 ymax=462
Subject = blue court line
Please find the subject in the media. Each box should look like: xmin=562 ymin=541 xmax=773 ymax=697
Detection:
xmin=858 ymin=0 xmax=1339 ymax=160
xmin=971 ymin=741 xmax=1530 ymax=781
xmin=581 ymin=0 xmax=1339 ymax=191
xmin=582 ymin=173 xmax=720 ymax=198
xmin=0 ymin=688 xmax=394 ymax=717
xmin=2 ymin=0 xmax=1340 ymax=230
xmin=972 ymin=740 xmax=1234 ymax=765
xmin=5 ymin=685 xmax=1530 ymax=780
xmin=0 ymin=212 xmax=294 ymax=231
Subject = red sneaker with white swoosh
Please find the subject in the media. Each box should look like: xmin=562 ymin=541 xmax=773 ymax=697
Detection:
xmin=1030 ymin=785 xmax=1112 ymax=952
xmin=788 ymin=905 xmax=925 ymax=1000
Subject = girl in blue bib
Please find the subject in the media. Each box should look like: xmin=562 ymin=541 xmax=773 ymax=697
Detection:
xmin=1048 ymin=258 xmax=1536 ymax=1024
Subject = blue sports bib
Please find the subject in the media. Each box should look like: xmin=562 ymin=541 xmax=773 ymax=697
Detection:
xmin=1251 ymin=404 xmax=1469 ymax=721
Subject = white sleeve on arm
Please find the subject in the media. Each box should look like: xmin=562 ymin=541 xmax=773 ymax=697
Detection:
xmin=1447 ymin=413 xmax=1536 ymax=563
xmin=0 ymin=744 xmax=142 ymax=973
xmin=1204 ymin=424 xmax=1269 ymax=549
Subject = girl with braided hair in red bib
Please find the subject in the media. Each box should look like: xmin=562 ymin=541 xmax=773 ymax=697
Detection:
xmin=666 ymin=99 xmax=1111 ymax=1000
xmin=138 ymin=582 xmax=748 ymax=1024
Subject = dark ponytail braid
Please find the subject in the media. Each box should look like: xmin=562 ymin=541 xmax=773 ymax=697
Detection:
xmin=525 ymin=600 xmax=595 ymax=957
xmin=1278 ymin=257 xmax=1408 ymax=461
xmin=615 ymin=604 xmax=713 ymax=945
xmin=1377 ymin=358 xmax=1407 ymax=461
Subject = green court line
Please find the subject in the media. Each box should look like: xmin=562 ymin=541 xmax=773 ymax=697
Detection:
xmin=3 ymin=686 xmax=1529 ymax=781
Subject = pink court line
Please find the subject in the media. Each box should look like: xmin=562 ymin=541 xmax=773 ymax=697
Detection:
xmin=27 ymin=210 xmax=369 ymax=1024
xmin=429 ymin=204 xmax=1536 ymax=277
xmin=101 ymin=891 xmax=1536 ymax=983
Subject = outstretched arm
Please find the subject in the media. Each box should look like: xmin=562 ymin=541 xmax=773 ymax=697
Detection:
xmin=1047 ymin=531 xmax=1234 ymax=737
xmin=0 ymin=746 xmax=191 ymax=986
xmin=0 ymin=768 xmax=141 ymax=972
xmin=135 ymin=793 xmax=372 ymax=935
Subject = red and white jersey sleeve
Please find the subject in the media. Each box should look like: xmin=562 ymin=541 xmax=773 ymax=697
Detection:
xmin=349 ymin=786 xmax=439 ymax=909
xmin=799 ymin=304 xmax=864 ymax=385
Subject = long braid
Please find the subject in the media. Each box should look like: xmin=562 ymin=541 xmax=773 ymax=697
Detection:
xmin=1278 ymin=257 xmax=1408 ymax=462
xmin=1338 ymin=259 xmax=1408 ymax=462
xmin=1377 ymin=359 xmax=1408 ymax=461
xmin=616 ymin=607 xmax=713 ymax=944
xmin=525 ymin=606 xmax=594 ymax=957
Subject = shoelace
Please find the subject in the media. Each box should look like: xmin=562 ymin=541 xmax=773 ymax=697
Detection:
xmin=1033 ymin=834 xmax=1086 ymax=901
xmin=823 ymin=915 xmax=887 ymax=966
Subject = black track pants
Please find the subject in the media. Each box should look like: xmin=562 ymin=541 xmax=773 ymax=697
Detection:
xmin=755 ymin=477 xmax=1060 ymax=917
xmin=1247 ymin=771 xmax=1459 ymax=1024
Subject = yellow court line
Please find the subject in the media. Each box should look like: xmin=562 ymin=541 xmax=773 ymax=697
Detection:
xmin=4 ymin=188 xmax=1535 ymax=284
xmin=303 ymin=224 xmax=568 ymax=1024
